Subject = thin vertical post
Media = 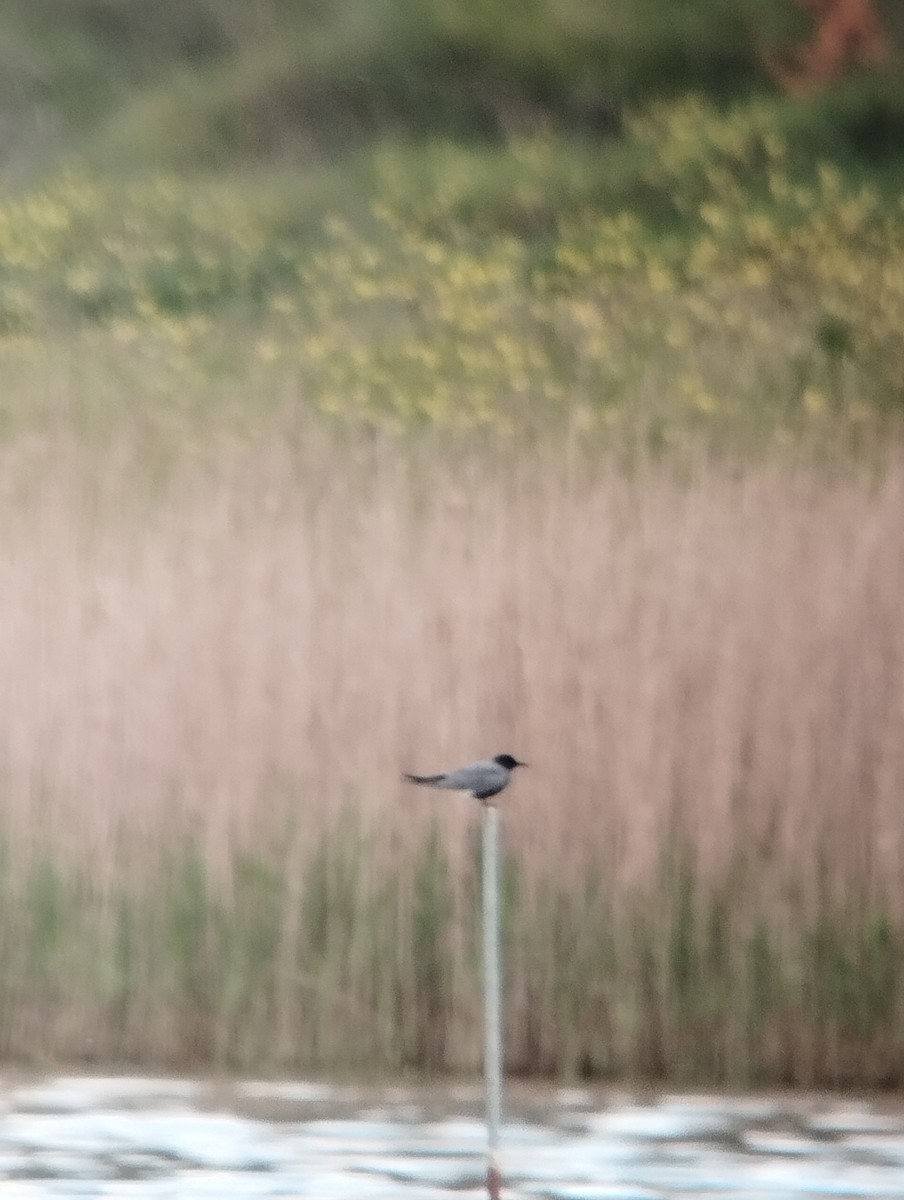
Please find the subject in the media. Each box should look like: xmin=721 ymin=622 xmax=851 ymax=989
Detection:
xmin=482 ymin=801 xmax=503 ymax=1199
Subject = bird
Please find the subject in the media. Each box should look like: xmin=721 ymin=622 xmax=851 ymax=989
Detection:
xmin=403 ymin=754 xmax=527 ymax=803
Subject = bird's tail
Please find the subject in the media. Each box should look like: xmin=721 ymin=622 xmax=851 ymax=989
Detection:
xmin=403 ymin=772 xmax=444 ymax=787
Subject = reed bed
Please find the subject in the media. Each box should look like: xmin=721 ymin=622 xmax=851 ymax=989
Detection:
xmin=0 ymin=430 xmax=901 ymax=1085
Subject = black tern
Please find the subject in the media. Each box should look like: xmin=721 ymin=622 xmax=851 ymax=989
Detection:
xmin=403 ymin=754 xmax=527 ymax=803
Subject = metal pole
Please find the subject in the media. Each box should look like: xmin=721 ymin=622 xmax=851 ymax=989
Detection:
xmin=482 ymin=801 xmax=503 ymax=1199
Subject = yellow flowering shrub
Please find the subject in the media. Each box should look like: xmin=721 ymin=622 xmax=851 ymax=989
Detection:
xmin=0 ymin=95 xmax=900 ymax=438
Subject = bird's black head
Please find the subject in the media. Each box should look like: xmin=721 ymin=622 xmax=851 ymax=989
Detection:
xmin=494 ymin=754 xmax=527 ymax=770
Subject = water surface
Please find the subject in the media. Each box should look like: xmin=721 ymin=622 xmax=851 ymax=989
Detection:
xmin=2 ymin=1075 xmax=904 ymax=1198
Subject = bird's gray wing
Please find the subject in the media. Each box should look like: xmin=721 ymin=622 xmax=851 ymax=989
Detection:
xmin=405 ymin=760 xmax=507 ymax=796
xmin=458 ymin=761 xmax=510 ymax=795
xmin=432 ymin=765 xmax=483 ymax=790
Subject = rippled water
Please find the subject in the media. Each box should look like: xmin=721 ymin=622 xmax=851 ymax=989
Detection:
xmin=2 ymin=1075 xmax=904 ymax=1198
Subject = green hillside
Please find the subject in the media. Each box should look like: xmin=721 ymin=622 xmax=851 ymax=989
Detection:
xmin=1 ymin=0 xmax=901 ymax=168
xmin=0 ymin=1 xmax=902 ymax=442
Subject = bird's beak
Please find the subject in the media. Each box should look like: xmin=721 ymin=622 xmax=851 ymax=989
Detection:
xmin=517 ymin=760 xmax=529 ymax=768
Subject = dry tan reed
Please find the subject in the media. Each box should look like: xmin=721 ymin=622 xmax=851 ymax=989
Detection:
xmin=0 ymin=430 xmax=902 ymax=1081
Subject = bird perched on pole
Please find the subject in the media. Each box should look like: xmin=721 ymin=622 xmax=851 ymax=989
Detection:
xmin=403 ymin=754 xmax=527 ymax=804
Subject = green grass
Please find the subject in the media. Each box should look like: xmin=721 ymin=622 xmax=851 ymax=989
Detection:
xmin=1 ymin=819 xmax=903 ymax=1085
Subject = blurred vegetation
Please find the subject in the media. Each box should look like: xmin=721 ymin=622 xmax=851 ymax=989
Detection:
xmin=0 ymin=3 xmax=899 ymax=448
xmin=0 ymin=0 xmax=803 ymax=166
xmin=0 ymin=2 xmax=901 ymax=445
xmin=0 ymin=88 xmax=902 ymax=445
xmin=0 ymin=0 xmax=899 ymax=172
xmin=2 ymin=818 xmax=904 ymax=1086
xmin=0 ymin=3 xmax=902 ymax=1083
